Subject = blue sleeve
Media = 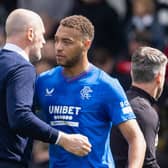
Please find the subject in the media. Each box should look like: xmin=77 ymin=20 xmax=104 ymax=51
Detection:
xmin=6 ymin=64 xmax=58 ymax=143
xmin=105 ymin=79 xmax=136 ymax=125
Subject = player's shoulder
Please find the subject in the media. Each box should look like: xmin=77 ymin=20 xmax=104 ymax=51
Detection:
xmin=96 ymin=66 xmax=120 ymax=88
xmin=91 ymin=64 xmax=116 ymax=82
xmin=38 ymin=66 xmax=61 ymax=80
xmin=91 ymin=64 xmax=123 ymax=93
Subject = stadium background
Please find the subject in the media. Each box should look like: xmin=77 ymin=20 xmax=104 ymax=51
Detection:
xmin=0 ymin=0 xmax=168 ymax=167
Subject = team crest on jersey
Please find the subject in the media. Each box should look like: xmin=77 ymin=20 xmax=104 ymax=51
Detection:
xmin=80 ymin=86 xmax=93 ymax=100
xmin=45 ymin=88 xmax=55 ymax=96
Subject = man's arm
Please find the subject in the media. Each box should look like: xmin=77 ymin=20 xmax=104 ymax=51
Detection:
xmin=118 ymin=119 xmax=146 ymax=168
xmin=7 ymin=64 xmax=91 ymax=156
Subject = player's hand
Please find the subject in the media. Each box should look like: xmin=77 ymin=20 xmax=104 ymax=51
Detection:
xmin=58 ymin=132 xmax=92 ymax=156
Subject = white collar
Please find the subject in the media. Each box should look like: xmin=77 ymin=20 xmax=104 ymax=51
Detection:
xmin=3 ymin=43 xmax=29 ymax=62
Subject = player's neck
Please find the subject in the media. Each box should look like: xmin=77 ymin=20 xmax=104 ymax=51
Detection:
xmin=63 ymin=60 xmax=90 ymax=78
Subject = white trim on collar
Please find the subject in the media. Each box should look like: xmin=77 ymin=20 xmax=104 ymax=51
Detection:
xmin=3 ymin=43 xmax=29 ymax=62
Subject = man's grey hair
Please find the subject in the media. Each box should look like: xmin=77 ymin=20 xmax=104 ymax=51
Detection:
xmin=131 ymin=46 xmax=168 ymax=83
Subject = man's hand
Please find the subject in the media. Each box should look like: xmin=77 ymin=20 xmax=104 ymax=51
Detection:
xmin=58 ymin=132 xmax=92 ymax=156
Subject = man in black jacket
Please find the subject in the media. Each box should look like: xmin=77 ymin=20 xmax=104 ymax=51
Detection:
xmin=0 ymin=8 xmax=91 ymax=168
xmin=111 ymin=46 xmax=168 ymax=168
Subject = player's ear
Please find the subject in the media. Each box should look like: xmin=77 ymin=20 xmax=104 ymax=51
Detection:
xmin=84 ymin=39 xmax=91 ymax=49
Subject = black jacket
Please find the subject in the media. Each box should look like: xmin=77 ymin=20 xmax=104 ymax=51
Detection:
xmin=111 ymin=86 xmax=160 ymax=168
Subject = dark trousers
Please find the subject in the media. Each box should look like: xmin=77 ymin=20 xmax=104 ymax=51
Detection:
xmin=0 ymin=160 xmax=27 ymax=168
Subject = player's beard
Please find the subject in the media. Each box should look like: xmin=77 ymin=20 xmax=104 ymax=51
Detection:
xmin=57 ymin=53 xmax=82 ymax=68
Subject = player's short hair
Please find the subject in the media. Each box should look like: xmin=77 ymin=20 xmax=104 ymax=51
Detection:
xmin=60 ymin=15 xmax=95 ymax=41
xmin=131 ymin=46 xmax=168 ymax=83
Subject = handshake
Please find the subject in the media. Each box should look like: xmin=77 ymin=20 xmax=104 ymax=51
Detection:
xmin=57 ymin=132 xmax=92 ymax=156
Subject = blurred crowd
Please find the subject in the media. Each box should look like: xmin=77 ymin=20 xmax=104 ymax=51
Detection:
xmin=0 ymin=0 xmax=168 ymax=167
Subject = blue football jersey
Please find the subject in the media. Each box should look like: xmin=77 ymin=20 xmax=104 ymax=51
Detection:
xmin=35 ymin=64 xmax=135 ymax=168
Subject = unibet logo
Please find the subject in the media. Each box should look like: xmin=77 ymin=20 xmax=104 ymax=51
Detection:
xmin=49 ymin=105 xmax=81 ymax=115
